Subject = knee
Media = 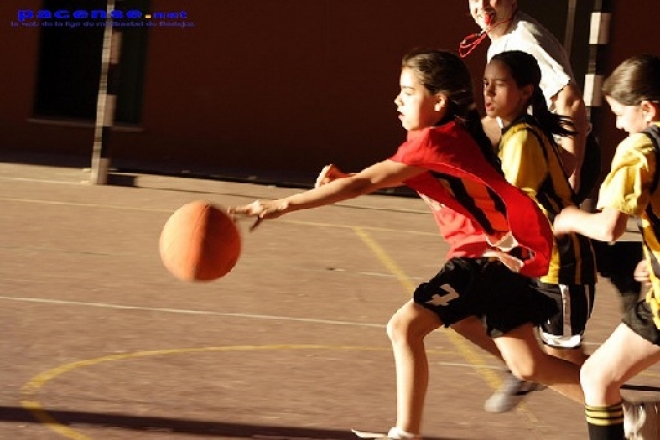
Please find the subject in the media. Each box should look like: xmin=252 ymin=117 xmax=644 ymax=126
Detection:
xmin=386 ymin=303 xmax=437 ymax=345
xmin=580 ymin=358 xmax=614 ymax=397
xmin=386 ymin=310 xmax=409 ymax=344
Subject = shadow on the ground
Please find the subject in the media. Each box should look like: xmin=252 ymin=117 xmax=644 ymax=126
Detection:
xmin=1 ymin=405 xmax=458 ymax=439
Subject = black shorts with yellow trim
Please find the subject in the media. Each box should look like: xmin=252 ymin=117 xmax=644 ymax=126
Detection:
xmin=413 ymin=257 xmax=558 ymax=338
xmin=622 ymin=299 xmax=660 ymax=346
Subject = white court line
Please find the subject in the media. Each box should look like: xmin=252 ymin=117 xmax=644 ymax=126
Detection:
xmin=0 ymin=195 xmax=436 ymax=236
xmin=0 ymin=295 xmax=603 ymax=347
xmin=0 ymin=175 xmax=83 ymax=185
xmin=0 ymin=295 xmax=384 ymax=329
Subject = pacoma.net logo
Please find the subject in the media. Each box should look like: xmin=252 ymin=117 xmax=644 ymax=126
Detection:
xmin=12 ymin=7 xmax=194 ymax=28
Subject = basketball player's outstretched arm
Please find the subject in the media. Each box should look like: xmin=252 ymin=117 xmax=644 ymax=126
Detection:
xmin=228 ymin=159 xmax=424 ymax=230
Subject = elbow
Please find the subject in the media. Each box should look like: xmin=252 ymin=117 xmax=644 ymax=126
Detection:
xmin=556 ymin=89 xmax=587 ymax=125
xmin=599 ymin=216 xmax=628 ymax=242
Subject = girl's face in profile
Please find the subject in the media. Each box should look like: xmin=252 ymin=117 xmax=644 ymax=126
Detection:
xmin=483 ymin=59 xmax=530 ymax=126
xmin=394 ymin=67 xmax=444 ymax=133
xmin=605 ymin=96 xmax=652 ymax=135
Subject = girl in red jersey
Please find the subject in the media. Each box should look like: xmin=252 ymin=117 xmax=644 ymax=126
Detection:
xmin=229 ymin=48 xmax=583 ymax=439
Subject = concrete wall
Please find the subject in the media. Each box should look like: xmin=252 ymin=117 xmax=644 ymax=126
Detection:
xmin=1 ymin=1 xmax=659 ymax=184
xmin=1 ymin=1 xmax=479 ymax=181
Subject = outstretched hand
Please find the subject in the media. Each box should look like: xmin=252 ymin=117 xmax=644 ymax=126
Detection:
xmin=227 ymin=199 xmax=288 ymax=231
xmin=229 ymin=164 xmax=352 ymax=231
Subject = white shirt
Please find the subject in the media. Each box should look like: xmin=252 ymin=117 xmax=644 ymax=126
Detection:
xmin=487 ymin=11 xmax=577 ymax=111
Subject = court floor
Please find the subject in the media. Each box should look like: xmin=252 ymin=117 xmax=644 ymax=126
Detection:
xmin=0 ymin=158 xmax=658 ymax=440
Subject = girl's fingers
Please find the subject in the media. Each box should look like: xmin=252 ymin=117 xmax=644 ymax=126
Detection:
xmin=249 ymin=216 xmax=264 ymax=232
xmin=228 ymin=200 xmax=264 ymax=215
xmin=226 ymin=204 xmax=265 ymax=231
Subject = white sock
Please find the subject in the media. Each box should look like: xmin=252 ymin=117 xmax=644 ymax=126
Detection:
xmin=386 ymin=427 xmax=418 ymax=439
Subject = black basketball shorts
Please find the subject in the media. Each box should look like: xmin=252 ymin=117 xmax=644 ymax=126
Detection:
xmin=413 ymin=257 xmax=558 ymax=338
xmin=534 ymin=281 xmax=596 ymax=349
xmin=623 ymin=299 xmax=660 ymax=346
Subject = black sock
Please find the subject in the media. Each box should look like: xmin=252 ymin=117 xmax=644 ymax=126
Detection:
xmin=585 ymin=402 xmax=624 ymax=440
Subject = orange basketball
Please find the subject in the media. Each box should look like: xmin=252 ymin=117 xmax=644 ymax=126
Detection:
xmin=159 ymin=201 xmax=241 ymax=282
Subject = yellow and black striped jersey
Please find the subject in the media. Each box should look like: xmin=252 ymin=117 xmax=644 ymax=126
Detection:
xmin=597 ymin=122 xmax=660 ymax=329
xmin=499 ymin=118 xmax=597 ymax=285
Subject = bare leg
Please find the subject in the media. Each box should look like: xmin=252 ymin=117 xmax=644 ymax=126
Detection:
xmin=386 ymin=300 xmax=442 ymax=435
xmin=454 ymin=316 xmax=590 ymax=366
xmin=581 ymin=323 xmax=660 ymax=406
xmin=493 ymin=323 xmax=584 ymax=403
xmin=546 ymin=346 xmax=589 ymax=365
xmin=452 ymin=316 xmax=503 ymax=360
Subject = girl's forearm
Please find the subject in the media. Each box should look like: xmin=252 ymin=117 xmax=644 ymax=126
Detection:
xmin=554 ymin=208 xmax=627 ymax=242
xmin=282 ymin=175 xmax=378 ymax=213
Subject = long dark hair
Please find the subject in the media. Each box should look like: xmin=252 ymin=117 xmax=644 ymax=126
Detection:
xmin=603 ymin=54 xmax=660 ymax=105
xmin=402 ymin=48 xmax=502 ymax=173
xmin=490 ymin=50 xmax=576 ymax=141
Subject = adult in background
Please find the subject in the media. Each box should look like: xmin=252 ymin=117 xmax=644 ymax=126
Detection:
xmin=461 ymin=0 xmax=593 ymax=199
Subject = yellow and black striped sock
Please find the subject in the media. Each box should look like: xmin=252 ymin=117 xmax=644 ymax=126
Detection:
xmin=585 ymin=402 xmax=624 ymax=439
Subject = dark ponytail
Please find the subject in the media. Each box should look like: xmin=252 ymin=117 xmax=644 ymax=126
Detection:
xmin=402 ymin=48 xmax=503 ymax=174
xmin=529 ymin=82 xmax=576 ymax=140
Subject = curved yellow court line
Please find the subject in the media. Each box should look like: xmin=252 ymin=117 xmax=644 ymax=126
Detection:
xmin=20 ymin=344 xmax=452 ymax=440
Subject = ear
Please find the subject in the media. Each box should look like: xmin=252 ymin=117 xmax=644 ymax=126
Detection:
xmin=641 ymin=100 xmax=659 ymax=123
xmin=521 ymin=84 xmax=534 ymax=103
xmin=434 ymin=94 xmax=448 ymax=112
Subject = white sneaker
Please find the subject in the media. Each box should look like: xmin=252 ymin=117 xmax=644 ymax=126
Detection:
xmin=352 ymin=427 xmax=420 ymax=439
xmin=623 ymin=400 xmax=660 ymax=439
xmin=483 ymin=370 xmax=547 ymax=413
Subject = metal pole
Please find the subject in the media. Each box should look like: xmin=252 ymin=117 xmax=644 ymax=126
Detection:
xmin=563 ymin=0 xmax=578 ymax=58
xmin=580 ymin=0 xmax=612 ymax=211
xmin=90 ymin=0 xmax=122 ymax=185
xmin=583 ymin=0 xmax=612 ymax=119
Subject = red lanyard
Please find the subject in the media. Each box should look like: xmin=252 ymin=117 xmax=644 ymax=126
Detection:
xmin=459 ymin=16 xmax=512 ymax=58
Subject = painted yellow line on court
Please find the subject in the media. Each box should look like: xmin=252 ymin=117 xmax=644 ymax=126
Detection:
xmin=352 ymin=226 xmax=503 ymax=391
xmin=21 ymin=400 xmax=90 ymax=440
xmin=352 ymin=227 xmax=547 ymax=422
xmin=352 ymin=227 xmax=418 ymax=294
xmin=20 ymin=344 xmax=452 ymax=439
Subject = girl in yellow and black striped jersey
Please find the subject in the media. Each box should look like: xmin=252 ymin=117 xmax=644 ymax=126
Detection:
xmin=451 ymin=49 xmax=599 ymax=414
xmin=482 ymin=49 xmax=598 ymax=403
xmin=554 ymin=54 xmax=660 ymax=440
